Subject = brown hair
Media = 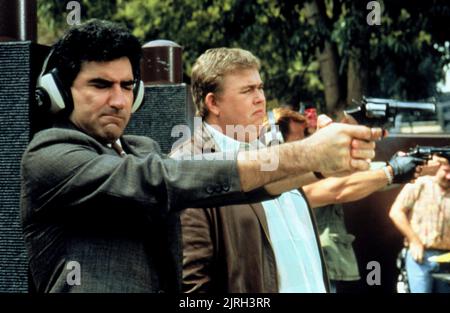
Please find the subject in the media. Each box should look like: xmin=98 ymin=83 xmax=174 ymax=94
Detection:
xmin=263 ymin=107 xmax=306 ymax=139
xmin=191 ymin=48 xmax=261 ymax=118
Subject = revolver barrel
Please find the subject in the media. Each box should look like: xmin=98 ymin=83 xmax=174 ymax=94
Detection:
xmin=366 ymin=98 xmax=436 ymax=114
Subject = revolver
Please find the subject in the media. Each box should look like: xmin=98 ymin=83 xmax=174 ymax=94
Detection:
xmin=344 ymin=97 xmax=436 ymax=134
xmin=406 ymin=145 xmax=450 ymax=162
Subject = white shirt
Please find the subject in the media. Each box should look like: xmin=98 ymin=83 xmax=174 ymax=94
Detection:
xmin=205 ymin=123 xmax=326 ymax=292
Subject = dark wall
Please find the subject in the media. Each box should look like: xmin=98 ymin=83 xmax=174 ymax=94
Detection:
xmin=0 ymin=41 xmax=47 ymax=292
xmin=341 ymin=134 xmax=450 ymax=293
xmin=126 ymin=84 xmax=194 ymax=154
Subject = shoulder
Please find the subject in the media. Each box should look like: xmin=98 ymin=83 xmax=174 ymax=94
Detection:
xmin=398 ymin=176 xmax=430 ymax=201
xmin=26 ymin=127 xmax=102 ymax=154
xmin=415 ymin=176 xmax=432 ymax=185
xmin=414 ymin=176 xmax=435 ymax=192
xmin=122 ymin=134 xmax=162 ymax=155
xmin=21 ymin=128 xmax=105 ymax=176
xmin=32 ymin=127 xmax=81 ymax=141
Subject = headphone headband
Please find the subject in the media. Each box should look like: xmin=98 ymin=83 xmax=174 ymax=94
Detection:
xmin=35 ymin=50 xmax=145 ymax=114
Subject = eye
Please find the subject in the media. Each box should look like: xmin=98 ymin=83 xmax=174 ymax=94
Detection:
xmin=121 ymin=82 xmax=135 ymax=91
xmin=91 ymin=82 xmax=110 ymax=89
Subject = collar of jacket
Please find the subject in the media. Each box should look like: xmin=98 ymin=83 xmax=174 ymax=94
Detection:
xmin=192 ymin=122 xmax=273 ymax=248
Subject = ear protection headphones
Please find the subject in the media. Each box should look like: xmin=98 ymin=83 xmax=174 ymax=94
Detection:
xmin=262 ymin=110 xmax=284 ymax=146
xmin=35 ymin=49 xmax=145 ymax=114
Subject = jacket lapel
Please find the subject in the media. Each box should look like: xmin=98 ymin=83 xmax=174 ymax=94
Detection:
xmin=195 ymin=122 xmax=273 ymax=242
xmin=249 ymin=202 xmax=272 ymax=242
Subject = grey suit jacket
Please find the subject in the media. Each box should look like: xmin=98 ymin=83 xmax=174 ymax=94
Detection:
xmin=20 ymin=122 xmax=273 ymax=293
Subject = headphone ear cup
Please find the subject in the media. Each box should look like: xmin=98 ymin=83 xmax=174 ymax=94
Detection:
xmin=131 ymin=80 xmax=144 ymax=113
xmin=36 ymin=72 xmax=65 ymax=113
xmin=35 ymin=87 xmax=51 ymax=111
xmin=36 ymin=69 xmax=72 ymax=114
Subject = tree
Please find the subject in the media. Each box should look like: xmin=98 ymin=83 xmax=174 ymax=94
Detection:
xmin=114 ymin=0 xmax=323 ymax=110
xmin=37 ymin=0 xmax=117 ymax=45
xmin=302 ymin=0 xmax=450 ymax=113
xmin=114 ymin=0 xmax=450 ymax=112
xmin=37 ymin=0 xmax=450 ymax=114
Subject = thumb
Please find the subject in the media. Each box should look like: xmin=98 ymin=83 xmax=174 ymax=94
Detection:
xmin=340 ymin=112 xmax=358 ymax=125
xmin=342 ymin=124 xmax=374 ymax=141
xmin=317 ymin=114 xmax=332 ymax=129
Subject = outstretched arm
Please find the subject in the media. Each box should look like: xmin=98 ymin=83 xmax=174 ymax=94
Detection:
xmin=303 ymin=167 xmax=392 ymax=208
xmin=303 ymin=152 xmax=425 ymax=208
xmin=237 ymin=122 xmax=382 ymax=193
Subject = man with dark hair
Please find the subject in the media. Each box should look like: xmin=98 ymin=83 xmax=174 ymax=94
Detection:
xmin=21 ymin=21 xmax=381 ymax=293
xmin=50 ymin=19 xmax=142 ymax=91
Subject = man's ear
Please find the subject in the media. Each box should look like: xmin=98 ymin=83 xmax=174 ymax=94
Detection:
xmin=205 ymin=92 xmax=220 ymax=117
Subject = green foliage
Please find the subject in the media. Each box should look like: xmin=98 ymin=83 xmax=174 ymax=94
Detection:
xmin=37 ymin=0 xmax=118 ymax=45
xmin=367 ymin=0 xmax=450 ymax=100
xmin=114 ymin=0 xmax=323 ymax=107
xmin=37 ymin=0 xmax=450 ymax=111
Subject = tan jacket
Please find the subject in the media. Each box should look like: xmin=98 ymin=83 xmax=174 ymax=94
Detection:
xmin=170 ymin=123 xmax=329 ymax=293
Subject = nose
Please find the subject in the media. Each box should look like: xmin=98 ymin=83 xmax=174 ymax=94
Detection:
xmin=109 ymin=84 xmax=126 ymax=110
xmin=255 ymin=88 xmax=265 ymax=105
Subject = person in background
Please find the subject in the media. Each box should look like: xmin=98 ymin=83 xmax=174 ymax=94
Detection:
xmin=389 ymin=159 xmax=450 ymax=293
xmin=21 ymin=20 xmax=380 ymax=293
xmin=268 ymin=107 xmax=425 ymax=292
xmin=304 ymin=107 xmax=318 ymax=136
